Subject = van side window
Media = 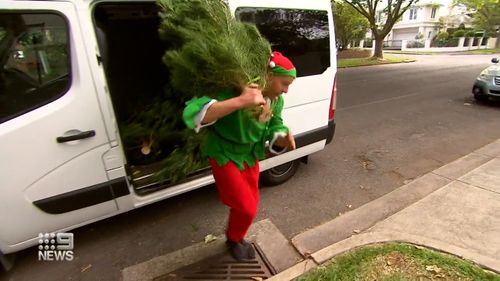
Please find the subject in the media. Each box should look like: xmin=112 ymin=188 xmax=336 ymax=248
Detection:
xmin=236 ymin=8 xmax=330 ymax=77
xmin=0 ymin=13 xmax=70 ymax=124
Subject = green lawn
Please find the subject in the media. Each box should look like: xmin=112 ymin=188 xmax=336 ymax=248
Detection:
xmin=296 ymin=243 xmax=500 ymax=281
xmin=385 ymin=48 xmax=500 ymax=55
xmin=338 ymin=55 xmax=416 ymax=68
xmin=466 ymin=48 xmax=500 ymax=54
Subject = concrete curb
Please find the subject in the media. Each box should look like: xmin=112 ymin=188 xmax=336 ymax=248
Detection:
xmin=287 ymin=138 xmax=500 ymax=280
xmin=265 ymin=259 xmax=317 ymax=281
xmin=122 ymin=235 xmax=227 ymax=281
xmin=291 ymin=172 xmax=452 ymax=255
xmin=311 ymin=230 xmax=500 ymax=274
xmin=122 ymin=139 xmax=500 ymax=281
xmin=122 ymin=219 xmax=301 ymax=281
xmin=292 ymin=141 xmax=498 ymax=256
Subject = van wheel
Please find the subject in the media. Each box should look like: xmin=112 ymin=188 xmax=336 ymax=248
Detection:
xmin=260 ymin=160 xmax=300 ymax=187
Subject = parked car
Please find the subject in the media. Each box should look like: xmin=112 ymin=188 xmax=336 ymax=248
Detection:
xmin=472 ymin=57 xmax=500 ymax=101
xmin=0 ymin=0 xmax=337 ymax=268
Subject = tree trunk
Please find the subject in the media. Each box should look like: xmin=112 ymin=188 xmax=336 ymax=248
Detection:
xmin=373 ymin=37 xmax=384 ymax=59
xmin=496 ymin=32 xmax=500 ymax=49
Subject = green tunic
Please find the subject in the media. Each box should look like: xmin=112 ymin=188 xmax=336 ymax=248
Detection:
xmin=183 ymin=89 xmax=288 ymax=170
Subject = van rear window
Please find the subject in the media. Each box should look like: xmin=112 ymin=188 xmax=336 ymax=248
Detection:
xmin=236 ymin=7 xmax=330 ymax=77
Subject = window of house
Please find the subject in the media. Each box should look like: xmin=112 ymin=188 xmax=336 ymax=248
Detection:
xmin=431 ymin=7 xmax=437 ymax=19
xmin=409 ymin=8 xmax=418 ymax=20
xmin=236 ymin=7 xmax=330 ymax=77
xmin=428 ymin=31 xmax=432 ymax=38
xmin=0 ymin=13 xmax=70 ymax=124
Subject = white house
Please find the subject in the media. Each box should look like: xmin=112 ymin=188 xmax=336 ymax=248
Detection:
xmin=367 ymin=0 xmax=473 ymax=42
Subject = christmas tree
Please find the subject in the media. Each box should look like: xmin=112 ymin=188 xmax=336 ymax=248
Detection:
xmin=120 ymin=0 xmax=272 ymax=183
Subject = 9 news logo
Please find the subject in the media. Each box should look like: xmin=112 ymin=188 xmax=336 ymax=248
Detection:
xmin=37 ymin=232 xmax=74 ymax=261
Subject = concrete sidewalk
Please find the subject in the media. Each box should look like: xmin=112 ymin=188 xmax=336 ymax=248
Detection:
xmin=278 ymin=138 xmax=500 ymax=280
xmin=122 ymin=139 xmax=500 ymax=281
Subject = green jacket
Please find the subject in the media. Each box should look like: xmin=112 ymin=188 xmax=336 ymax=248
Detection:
xmin=183 ymin=89 xmax=288 ymax=170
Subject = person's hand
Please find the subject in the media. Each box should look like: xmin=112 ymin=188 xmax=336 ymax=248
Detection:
xmin=238 ymin=84 xmax=265 ymax=108
xmin=274 ymin=131 xmax=296 ymax=151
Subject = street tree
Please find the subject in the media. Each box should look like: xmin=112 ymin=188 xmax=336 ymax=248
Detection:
xmin=344 ymin=0 xmax=419 ymax=59
xmin=454 ymin=0 xmax=500 ymax=47
xmin=333 ymin=1 xmax=369 ymax=50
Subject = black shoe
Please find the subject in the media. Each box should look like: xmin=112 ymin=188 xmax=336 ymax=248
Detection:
xmin=226 ymin=239 xmax=247 ymax=261
xmin=240 ymin=239 xmax=256 ymax=259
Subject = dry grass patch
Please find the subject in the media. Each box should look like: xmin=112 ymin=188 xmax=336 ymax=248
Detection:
xmin=296 ymin=243 xmax=500 ymax=281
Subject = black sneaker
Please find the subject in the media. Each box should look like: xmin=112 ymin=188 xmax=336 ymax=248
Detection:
xmin=240 ymin=239 xmax=256 ymax=259
xmin=226 ymin=239 xmax=247 ymax=261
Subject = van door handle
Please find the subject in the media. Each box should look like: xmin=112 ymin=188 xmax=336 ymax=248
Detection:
xmin=56 ymin=130 xmax=96 ymax=143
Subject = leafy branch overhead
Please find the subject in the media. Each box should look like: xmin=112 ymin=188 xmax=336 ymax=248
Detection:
xmin=342 ymin=0 xmax=419 ymax=58
xmin=333 ymin=1 xmax=369 ymax=50
xmin=453 ymin=0 xmax=500 ymax=43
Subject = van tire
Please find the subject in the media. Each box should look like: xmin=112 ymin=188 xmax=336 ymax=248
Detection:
xmin=260 ymin=160 xmax=300 ymax=187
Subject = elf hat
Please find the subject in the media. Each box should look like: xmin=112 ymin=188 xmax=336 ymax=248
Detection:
xmin=269 ymin=51 xmax=296 ymax=78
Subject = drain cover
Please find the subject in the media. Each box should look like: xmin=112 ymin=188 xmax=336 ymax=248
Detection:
xmin=156 ymin=243 xmax=274 ymax=281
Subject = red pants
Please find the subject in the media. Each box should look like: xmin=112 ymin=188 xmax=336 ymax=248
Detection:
xmin=209 ymin=159 xmax=260 ymax=242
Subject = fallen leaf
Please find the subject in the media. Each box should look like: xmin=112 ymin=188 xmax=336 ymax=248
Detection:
xmin=464 ymin=103 xmax=472 ymax=106
xmin=338 ymin=212 xmax=343 ymax=216
xmin=426 ymin=265 xmax=442 ymax=274
xmin=403 ymin=179 xmax=413 ymax=185
xmin=204 ymin=234 xmax=217 ymax=243
xmin=359 ymin=185 xmax=365 ymax=189
xmin=353 ymin=229 xmax=361 ymax=234
xmin=81 ymin=264 xmax=92 ymax=273
xmin=387 ymin=260 xmax=393 ymax=266
xmin=414 ymin=245 xmax=425 ymax=250
xmin=347 ymin=204 xmax=353 ymax=209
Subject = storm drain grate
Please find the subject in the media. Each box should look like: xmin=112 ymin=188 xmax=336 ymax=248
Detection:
xmin=156 ymin=243 xmax=274 ymax=281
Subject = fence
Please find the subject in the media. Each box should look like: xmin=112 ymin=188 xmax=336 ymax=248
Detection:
xmin=401 ymin=37 xmax=496 ymax=52
xmin=348 ymin=37 xmax=496 ymax=52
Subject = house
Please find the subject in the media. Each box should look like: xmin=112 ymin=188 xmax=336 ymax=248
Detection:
xmin=366 ymin=0 xmax=473 ymax=42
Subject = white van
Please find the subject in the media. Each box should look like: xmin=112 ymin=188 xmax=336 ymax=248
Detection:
xmin=0 ymin=0 xmax=336 ymax=265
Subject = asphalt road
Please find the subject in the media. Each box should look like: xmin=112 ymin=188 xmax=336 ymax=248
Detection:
xmin=3 ymin=53 xmax=500 ymax=281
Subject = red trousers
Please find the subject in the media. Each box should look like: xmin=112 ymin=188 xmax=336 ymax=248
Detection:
xmin=209 ymin=159 xmax=260 ymax=242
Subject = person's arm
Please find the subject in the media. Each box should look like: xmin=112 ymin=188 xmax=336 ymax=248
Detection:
xmin=202 ymin=85 xmax=265 ymax=124
xmin=266 ymin=96 xmax=295 ymax=154
xmin=183 ymin=85 xmax=265 ymax=132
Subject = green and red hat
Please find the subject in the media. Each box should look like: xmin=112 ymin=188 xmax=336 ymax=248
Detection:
xmin=269 ymin=51 xmax=296 ymax=78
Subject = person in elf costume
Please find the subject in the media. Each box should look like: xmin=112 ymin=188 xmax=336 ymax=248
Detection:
xmin=183 ymin=51 xmax=296 ymax=260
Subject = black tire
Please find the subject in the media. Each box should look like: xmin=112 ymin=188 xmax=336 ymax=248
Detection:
xmin=260 ymin=159 xmax=300 ymax=187
xmin=474 ymin=93 xmax=488 ymax=102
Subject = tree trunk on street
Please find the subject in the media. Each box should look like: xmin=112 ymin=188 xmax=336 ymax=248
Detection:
xmin=373 ymin=37 xmax=384 ymax=59
xmin=496 ymin=32 xmax=500 ymax=49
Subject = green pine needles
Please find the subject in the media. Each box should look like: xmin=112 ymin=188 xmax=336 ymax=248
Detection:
xmin=158 ymin=0 xmax=272 ymax=95
xmin=120 ymin=0 xmax=272 ymax=183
